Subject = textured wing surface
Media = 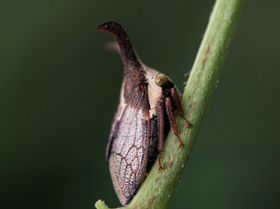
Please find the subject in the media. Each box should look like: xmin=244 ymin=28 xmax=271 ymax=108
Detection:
xmin=105 ymin=106 xmax=122 ymax=161
xmin=109 ymin=101 xmax=149 ymax=205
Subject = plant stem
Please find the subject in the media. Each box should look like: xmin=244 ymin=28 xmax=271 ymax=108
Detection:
xmin=95 ymin=0 xmax=245 ymax=208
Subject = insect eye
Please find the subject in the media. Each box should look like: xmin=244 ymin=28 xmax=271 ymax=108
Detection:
xmin=155 ymin=73 xmax=170 ymax=86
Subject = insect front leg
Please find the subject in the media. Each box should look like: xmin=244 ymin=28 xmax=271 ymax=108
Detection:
xmin=156 ymin=98 xmax=165 ymax=169
xmin=164 ymin=96 xmax=184 ymax=147
xmin=170 ymin=87 xmax=192 ymax=128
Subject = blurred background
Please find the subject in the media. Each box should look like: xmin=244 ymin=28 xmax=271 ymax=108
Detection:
xmin=1 ymin=0 xmax=280 ymax=209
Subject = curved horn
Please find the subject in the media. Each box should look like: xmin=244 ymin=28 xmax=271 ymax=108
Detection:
xmin=97 ymin=21 xmax=141 ymax=69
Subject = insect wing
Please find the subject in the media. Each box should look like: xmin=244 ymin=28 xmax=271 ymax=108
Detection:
xmin=108 ymin=102 xmax=149 ymax=205
xmin=105 ymin=106 xmax=122 ymax=161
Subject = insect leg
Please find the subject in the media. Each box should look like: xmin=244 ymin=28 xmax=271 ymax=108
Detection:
xmin=170 ymin=87 xmax=192 ymax=128
xmin=165 ymin=96 xmax=184 ymax=147
xmin=156 ymin=98 xmax=165 ymax=169
xmin=146 ymin=116 xmax=158 ymax=171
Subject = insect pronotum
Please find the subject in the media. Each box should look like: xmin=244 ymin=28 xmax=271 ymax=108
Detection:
xmin=97 ymin=21 xmax=191 ymax=206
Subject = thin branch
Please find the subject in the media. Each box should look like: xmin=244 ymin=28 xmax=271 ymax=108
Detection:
xmin=95 ymin=0 xmax=245 ymax=208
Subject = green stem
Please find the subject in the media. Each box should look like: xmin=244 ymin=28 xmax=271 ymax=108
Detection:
xmin=95 ymin=0 xmax=245 ymax=208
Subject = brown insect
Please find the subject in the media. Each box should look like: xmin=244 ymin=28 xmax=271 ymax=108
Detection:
xmin=97 ymin=21 xmax=191 ymax=206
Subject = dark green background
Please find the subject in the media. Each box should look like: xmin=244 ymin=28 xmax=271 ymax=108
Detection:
xmin=1 ymin=1 xmax=279 ymax=209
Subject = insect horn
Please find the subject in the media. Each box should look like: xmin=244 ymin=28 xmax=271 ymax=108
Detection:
xmin=97 ymin=21 xmax=141 ymax=69
xmin=97 ymin=21 xmax=145 ymax=101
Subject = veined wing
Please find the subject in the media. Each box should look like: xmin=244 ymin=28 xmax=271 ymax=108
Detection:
xmin=108 ymin=90 xmax=150 ymax=205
